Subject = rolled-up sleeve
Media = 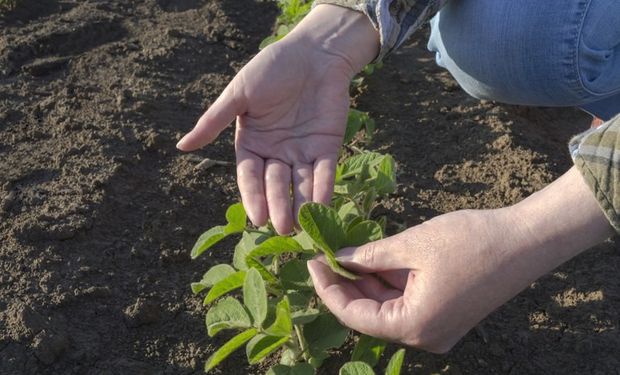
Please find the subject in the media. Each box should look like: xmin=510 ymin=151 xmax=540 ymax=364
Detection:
xmin=313 ymin=0 xmax=448 ymax=62
xmin=570 ymin=114 xmax=620 ymax=232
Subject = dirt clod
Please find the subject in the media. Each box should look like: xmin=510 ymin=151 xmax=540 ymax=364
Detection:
xmin=32 ymin=330 xmax=70 ymax=365
xmin=123 ymin=298 xmax=162 ymax=328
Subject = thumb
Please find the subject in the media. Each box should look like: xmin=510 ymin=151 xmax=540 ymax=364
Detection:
xmin=335 ymin=234 xmax=411 ymax=273
xmin=176 ymin=81 xmax=243 ymax=151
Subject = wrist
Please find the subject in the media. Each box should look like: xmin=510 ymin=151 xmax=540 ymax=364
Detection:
xmin=289 ymin=4 xmax=380 ymax=74
xmin=502 ymin=167 xmax=613 ymax=274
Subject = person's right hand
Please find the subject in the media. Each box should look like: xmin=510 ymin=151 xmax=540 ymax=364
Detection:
xmin=177 ymin=5 xmax=379 ymax=234
xmin=308 ymin=167 xmax=613 ymax=352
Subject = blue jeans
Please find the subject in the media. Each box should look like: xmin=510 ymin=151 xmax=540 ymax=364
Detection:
xmin=427 ymin=0 xmax=620 ymax=121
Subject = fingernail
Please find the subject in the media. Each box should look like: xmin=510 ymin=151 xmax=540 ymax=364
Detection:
xmin=335 ymin=247 xmax=355 ymax=262
xmin=176 ymin=135 xmax=189 ymax=150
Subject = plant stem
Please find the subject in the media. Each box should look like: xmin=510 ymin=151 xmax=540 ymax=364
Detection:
xmin=294 ymin=324 xmax=309 ymax=361
xmin=245 ymin=228 xmax=268 ymax=235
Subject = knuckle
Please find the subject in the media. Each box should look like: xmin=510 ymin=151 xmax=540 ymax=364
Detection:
xmin=359 ymin=243 xmax=377 ymax=266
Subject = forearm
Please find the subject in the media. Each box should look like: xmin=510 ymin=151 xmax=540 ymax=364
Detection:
xmin=504 ymin=167 xmax=613 ymax=280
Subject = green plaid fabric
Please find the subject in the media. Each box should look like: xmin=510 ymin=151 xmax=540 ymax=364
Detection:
xmin=570 ymin=114 xmax=620 ymax=232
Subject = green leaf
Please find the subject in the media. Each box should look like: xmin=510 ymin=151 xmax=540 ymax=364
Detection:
xmin=267 ymin=363 xmax=315 ymax=375
xmin=293 ymin=231 xmax=315 ymax=250
xmin=337 ymin=152 xmax=383 ymax=181
xmin=325 ymin=251 xmax=360 ymax=280
xmin=344 ymin=109 xmax=363 ymax=144
xmin=191 ymin=226 xmax=226 ymax=259
xmin=364 ymin=118 xmax=375 ymax=139
xmin=243 ymin=268 xmax=268 ymax=327
xmin=345 ymin=220 xmax=383 ymax=247
xmin=298 ymin=203 xmax=345 ymax=256
xmin=204 ymin=328 xmax=257 ymax=372
xmin=265 ymin=298 xmax=292 ymax=337
xmin=245 ymin=334 xmax=289 ymax=364
xmin=286 ymin=290 xmax=312 ymax=310
xmin=339 ymin=361 xmax=375 ymax=375
xmin=351 ymin=335 xmax=386 ymax=367
xmin=245 ymin=257 xmax=278 ymax=284
xmin=304 ymin=313 xmax=349 ymax=354
xmin=191 ymin=203 xmax=247 ymax=259
xmin=204 ymin=270 xmax=247 ymax=305
xmin=259 ymin=35 xmax=278 ymax=49
xmin=372 ymin=155 xmax=396 ymax=195
xmin=291 ymin=308 xmax=320 ymax=325
xmin=192 ymin=264 xmax=236 ymax=294
xmin=247 ymin=236 xmax=305 ymax=261
xmin=385 ymin=349 xmax=406 ymax=375
xmin=338 ymin=201 xmax=360 ymax=224
xmin=225 ymin=202 xmax=247 ymax=231
xmin=279 ymin=347 xmax=297 ymax=366
xmin=361 ymin=189 xmax=378 ymax=216
xmin=345 ymin=216 xmax=365 ymax=232
xmin=233 ymin=231 xmax=268 ymax=271
xmin=308 ymin=351 xmax=329 ymax=369
xmin=280 ymin=260 xmax=313 ymax=290
xmin=205 ymin=297 xmax=252 ymax=337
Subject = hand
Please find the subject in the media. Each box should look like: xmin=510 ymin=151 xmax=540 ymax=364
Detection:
xmin=308 ymin=167 xmax=613 ymax=352
xmin=177 ymin=5 xmax=379 ymax=234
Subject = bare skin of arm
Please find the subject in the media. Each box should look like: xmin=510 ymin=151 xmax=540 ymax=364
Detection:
xmin=308 ymin=167 xmax=613 ymax=352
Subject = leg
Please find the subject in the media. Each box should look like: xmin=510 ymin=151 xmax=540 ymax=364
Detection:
xmin=427 ymin=0 xmax=620 ymax=120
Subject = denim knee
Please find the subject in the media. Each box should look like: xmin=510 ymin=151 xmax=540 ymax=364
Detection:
xmin=579 ymin=1 xmax=620 ymax=97
xmin=427 ymin=0 xmax=620 ymax=119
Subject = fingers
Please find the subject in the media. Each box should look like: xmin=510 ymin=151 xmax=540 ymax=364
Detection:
xmin=237 ymin=148 xmax=268 ymax=227
xmin=336 ymin=237 xmax=412 ymax=273
xmin=353 ymin=274 xmax=402 ymax=302
xmin=308 ymin=259 xmax=404 ymax=339
xmin=377 ymin=269 xmax=410 ymax=291
xmin=313 ymin=154 xmax=338 ymax=205
xmin=265 ymin=160 xmax=294 ymax=235
xmin=177 ymin=82 xmax=242 ymax=151
xmin=292 ymin=163 xmax=313 ymax=223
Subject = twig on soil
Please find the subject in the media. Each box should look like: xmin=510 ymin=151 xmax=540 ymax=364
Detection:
xmin=193 ymin=158 xmax=234 ymax=171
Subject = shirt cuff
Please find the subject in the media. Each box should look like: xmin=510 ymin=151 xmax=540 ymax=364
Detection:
xmin=313 ymin=0 xmax=447 ymax=62
xmin=569 ymin=114 xmax=620 ymax=233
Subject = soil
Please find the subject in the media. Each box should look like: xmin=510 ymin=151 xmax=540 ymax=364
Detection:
xmin=0 ymin=1 xmax=618 ymax=374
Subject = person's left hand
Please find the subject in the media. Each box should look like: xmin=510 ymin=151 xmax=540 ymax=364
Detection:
xmin=176 ymin=5 xmax=379 ymax=235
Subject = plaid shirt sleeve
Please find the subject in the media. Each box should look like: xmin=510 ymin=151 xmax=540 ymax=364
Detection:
xmin=570 ymin=114 xmax=620 ymax=232
xmin=313 ymin=0 xmax=448 ymax=62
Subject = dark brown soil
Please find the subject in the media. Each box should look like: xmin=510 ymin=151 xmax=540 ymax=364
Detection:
xmin=0 ymin=2 xmax=618 ymax=374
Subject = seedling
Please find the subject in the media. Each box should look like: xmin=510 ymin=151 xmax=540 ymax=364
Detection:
xmin=190 ymin=148 xmax=398 ymax=373
xmin=190 ymin=2 xmax=404 ymax=373
xmin=259 ymin=0 xmax=312 ymax=49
